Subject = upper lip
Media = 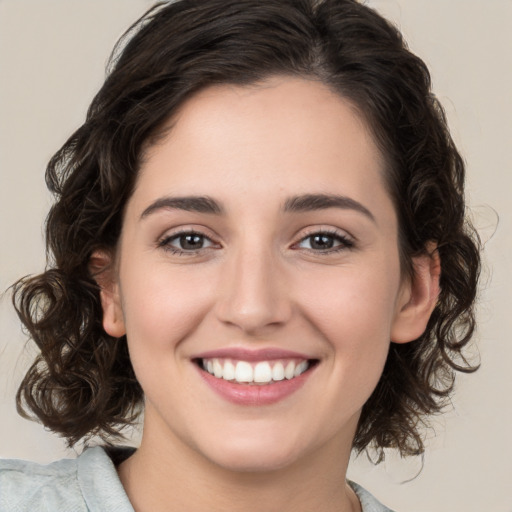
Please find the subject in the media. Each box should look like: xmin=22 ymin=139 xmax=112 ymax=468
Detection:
xmin=193 ymin=347 xmax=313 ymax=362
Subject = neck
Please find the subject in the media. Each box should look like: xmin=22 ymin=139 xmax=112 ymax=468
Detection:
xmin=118 ymin=409 xmax=361 ymax=512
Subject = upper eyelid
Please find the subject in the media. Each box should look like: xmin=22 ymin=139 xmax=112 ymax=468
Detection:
xmin=157 ymin=231 xmax=220 ymax=255
xmin=290 ymin=227 xmax=357 ymax=253
xmin=295 ymin=232 xmax=353 ymax=247
xmin=159 ymin=231 xmax=217 ymax=245
xmin=157 ymin=225 xmax=219 ymax=241
xmin=294 ymin=226 xmax=355 ymax=243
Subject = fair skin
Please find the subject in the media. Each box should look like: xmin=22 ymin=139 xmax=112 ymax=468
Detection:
xmin=94 ymin=77 xmax=439 ymax=512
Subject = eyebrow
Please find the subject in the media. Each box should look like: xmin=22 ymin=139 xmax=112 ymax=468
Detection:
xmin=140 ymin=196 xmax=224 ymax=218
xmin=140 ymin=193 xmax=374 ymax=222
xmin=284 ymin=193 xmax=375 ymax=222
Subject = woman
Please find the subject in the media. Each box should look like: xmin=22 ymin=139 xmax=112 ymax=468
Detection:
xmin=0 ymin=1 xmax=480 ymax=511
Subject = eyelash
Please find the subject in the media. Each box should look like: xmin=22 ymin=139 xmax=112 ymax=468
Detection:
xmin=157 ymin=229 xmax=354 ymax=256
xmin=293 ymin=229 xmax=355 ymax=254
xmin=157 ymin=230 xmax=217 ymax=255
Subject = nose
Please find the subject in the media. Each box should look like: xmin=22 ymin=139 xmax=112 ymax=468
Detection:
xmin=214 ymin=244 xmax=292 ymax=336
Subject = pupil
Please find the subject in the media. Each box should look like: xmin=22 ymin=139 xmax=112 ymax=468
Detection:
xmin=181 ymin=234 xmax=203 ymax=250
xmin=311 ymin=234 xmax=333 ymax=249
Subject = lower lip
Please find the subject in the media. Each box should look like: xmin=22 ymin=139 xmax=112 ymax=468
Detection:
xmin=196 ymin=365 xmax=314 ymax=406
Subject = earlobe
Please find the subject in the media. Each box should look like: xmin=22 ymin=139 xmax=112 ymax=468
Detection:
xmin=89 ymin=250 xmax=126 ymax=338
xmin=391 ymin=244 xmax=441 ymax=344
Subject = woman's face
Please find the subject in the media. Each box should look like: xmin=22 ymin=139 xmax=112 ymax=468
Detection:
xmin=102 ymin=77 xmax=427 ymax=473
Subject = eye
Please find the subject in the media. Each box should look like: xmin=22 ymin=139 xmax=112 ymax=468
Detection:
xmin=158 ymin=231 xmax=217 ymax=254
xmin=295 ymin=231 xmax=354 ymax=253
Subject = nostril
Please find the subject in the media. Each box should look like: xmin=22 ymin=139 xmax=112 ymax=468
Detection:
xmin=213 ymin=267 xmax=292 ymax=333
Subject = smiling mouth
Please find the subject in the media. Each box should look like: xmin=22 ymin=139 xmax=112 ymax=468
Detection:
xmin=195 ymin=358 xmax=318 ymax=385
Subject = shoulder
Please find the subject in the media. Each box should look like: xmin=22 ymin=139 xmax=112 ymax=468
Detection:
xmin=0 ymin=453 xmax=85 ymax=511
xmin=0 ymin=446 xmax=135 ymax=512
xmin=349 ymin=481 xmax=397 ymax=512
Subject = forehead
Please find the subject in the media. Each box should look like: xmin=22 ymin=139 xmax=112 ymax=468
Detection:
xmin=132 ymin=77 xmax=393 ymax=225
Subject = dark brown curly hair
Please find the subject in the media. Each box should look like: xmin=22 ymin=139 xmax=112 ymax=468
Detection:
xmin=12 ymin=0 xmax=480 ymax=458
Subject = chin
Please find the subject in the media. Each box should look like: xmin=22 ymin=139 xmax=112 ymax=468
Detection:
xmin=191 ymin=425 xmax=319 ymax=475
xmin=206 ymin=445 xmax=301 ymax=474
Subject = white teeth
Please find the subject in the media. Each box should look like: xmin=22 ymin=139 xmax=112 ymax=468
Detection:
xmin=223 ymin=360 xmax=235 ymax=381
xmin=294 ymin=360 xmax=308 ymax=377
xmin=235 ymin=361 xmax=253 ymax=382
xmin=284 ymin=361 xmax=295 ymax=380
xmin=213 ymin=360 xmax=223 ymax=378
xmin=202 ymin=358 xmax=312 ymax=384
xmin=254 ymin=362 xmax=272 ymax=383
xmin=272 ymin=362 xmax=285 ymax=381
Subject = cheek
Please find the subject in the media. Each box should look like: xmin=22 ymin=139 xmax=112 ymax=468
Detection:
xmin=296 ymin=262 xmax=401 ymax=385
xmin=119 ymin=263 xmax=215 ymax=353
xmin=299 ymin=262 xmax=400 ymax=334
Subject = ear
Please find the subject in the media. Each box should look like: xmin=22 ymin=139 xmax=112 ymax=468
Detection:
xmin=89 ymin=250 xmax=126 ymax=338
xmin=391 ymin=243 xmax=441 ymax=344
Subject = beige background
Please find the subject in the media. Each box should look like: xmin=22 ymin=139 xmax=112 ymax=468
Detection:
xmin=0 ymin=1 xmax=510 ymax=511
